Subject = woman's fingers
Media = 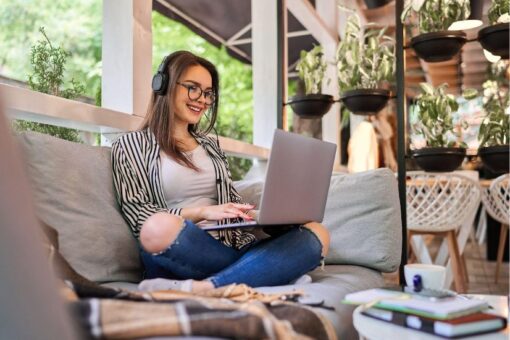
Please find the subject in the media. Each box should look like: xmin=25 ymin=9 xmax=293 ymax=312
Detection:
xmin=231 ymin=203 xmax=255 ymax=211
xmin=225 ymin=208 xmax=253 ymax=220
xmin=201 ymin=204 xmax=256 ymax=221
xmin=222 ymin=213 xmax=239 ymax=219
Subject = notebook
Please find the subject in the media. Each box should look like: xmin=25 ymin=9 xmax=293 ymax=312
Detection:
xmin=362 ymin=307 xmax=507 ymax=338
xmin=202 ymin=129 xmax=337 ymax=231
xmin=343 ymin=288 xmax=490 ymax=320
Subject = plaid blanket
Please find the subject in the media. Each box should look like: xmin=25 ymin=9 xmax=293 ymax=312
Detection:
xmin=67 ymin=282 xmax=337 ymax=340
xmin=40 ymin=223 xmax=337 ymax=339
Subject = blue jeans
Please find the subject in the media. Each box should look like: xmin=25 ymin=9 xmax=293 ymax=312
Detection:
xmin=140 ymin=220 xmax=323 ymax=288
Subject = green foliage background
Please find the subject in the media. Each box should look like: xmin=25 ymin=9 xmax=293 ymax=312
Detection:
xmin=0 ymin=0 xmax=102 ymax=99
xmin=0 ymin=1 xmax=254 ymax=179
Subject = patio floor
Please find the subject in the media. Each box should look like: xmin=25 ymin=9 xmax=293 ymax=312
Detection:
xmin=384 ymin=239 xmax=509 ymax=295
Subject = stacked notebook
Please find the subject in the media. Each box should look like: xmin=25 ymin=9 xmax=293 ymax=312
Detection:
xmin=344 ymin=288 xmax=507 ymax=338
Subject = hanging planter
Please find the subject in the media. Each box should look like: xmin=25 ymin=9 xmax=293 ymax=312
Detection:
xmin=336 ymin=13 xmax=395 ymax=116
xmin=340 ymin=89 xmax=391 ymax=116
xmin=291 ymin=46 xmax=332 ymax=119
xmin=476 ymin=66 xmax=509 ymax=173
xmin=478 ymin=145 xmax=509 ymax=174
xmin=412 ymin=147 xmax=466 ymax=172
xmin=402 ymin=0 xmax=472 ymax=62
xmin=411 ymin=83 xmax=468 ymax=172
xmin=410 ymin=31 xmax=467 ymax=62
xmin=287 ymin=94 xmax=334 ymax=119
xmin=478 ymin=23 xmax=509 ymax=60
xmin=364 ymin=0 xmax=393 ymax=9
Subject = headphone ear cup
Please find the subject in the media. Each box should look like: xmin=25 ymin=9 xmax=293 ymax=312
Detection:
xmin=152 ymin=72 xmax=168 ymax=95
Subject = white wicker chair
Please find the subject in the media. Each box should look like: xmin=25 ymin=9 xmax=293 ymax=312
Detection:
xmin=406 ymin=172 xmax=481 ymax=293
xmin=481 ymin=174 xmax=510 ymax=283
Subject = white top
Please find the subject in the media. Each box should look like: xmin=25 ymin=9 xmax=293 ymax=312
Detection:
xmin=160 ymin=145 xmax=218 ymax=209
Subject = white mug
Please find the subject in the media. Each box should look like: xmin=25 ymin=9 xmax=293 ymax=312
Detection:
xmin=404 ymin=264 xmax=446 ymax=290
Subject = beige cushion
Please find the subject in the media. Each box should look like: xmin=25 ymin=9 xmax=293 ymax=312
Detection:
xmin=235 ymin=168 xmax=402 ymax=273
xmin=18 ymin=132 xmax=142 ymax=283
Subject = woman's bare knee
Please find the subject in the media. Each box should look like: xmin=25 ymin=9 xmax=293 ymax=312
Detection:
xmin=303 ymin=222 xmax=330 ymax=257
xmin=140 ymin=213 xmax=184 ymax=253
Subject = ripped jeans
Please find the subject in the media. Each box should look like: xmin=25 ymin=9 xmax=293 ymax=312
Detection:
xmin=140 ymin=220 xmax=323 ymax=288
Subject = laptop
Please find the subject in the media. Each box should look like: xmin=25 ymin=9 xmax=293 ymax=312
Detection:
xmin=202 ymin=129 xmax=337 ymax=230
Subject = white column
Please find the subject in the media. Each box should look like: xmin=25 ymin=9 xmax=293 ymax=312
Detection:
xmin=317 ymin=0 xmax=340 ymax=162
xmin=252 ymin=0 xmax=280 ymax=148
xmin=102 ymin=0 xmax=152 ymax=117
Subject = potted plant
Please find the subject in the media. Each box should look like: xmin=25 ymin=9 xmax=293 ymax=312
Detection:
xmin=336 ymin=13 xmax=395 ymax=116
xmin=477 ymin=62 xmax=509 ymax=173
xmin=287 ymin=45 xmax=333 ymax=119
xmin=478 ymin=0 xmax=509 ymax=60
xmin=411 ymin=82 xmax=467 ymax=172
xmin=401 ymin=0 xmax=471 ymax=62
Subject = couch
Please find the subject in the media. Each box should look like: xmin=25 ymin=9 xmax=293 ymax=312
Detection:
xmin=18 ymin=131 xmax=402 ymax=339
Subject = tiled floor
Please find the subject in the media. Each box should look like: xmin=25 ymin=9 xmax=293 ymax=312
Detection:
xmin=384 ymin=238 xmax=509 ymax=295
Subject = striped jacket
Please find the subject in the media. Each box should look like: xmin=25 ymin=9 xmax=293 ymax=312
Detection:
xmin=111 ymin=129 xmax=256 ymax=250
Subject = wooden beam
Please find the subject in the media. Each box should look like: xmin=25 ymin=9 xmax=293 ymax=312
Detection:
xmin=428 ymin=68 xmax=460 ymax=76
xmin=218 ymin=136 xmax=269 ymax=160
xmin=287 ymin=0 xmax=337 ymax=46
xmin=1 ymin=84 xmax=269 ymax=159
xmin=2 ymin=84 xmax=141 ymax=132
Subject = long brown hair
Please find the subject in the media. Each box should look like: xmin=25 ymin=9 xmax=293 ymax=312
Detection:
xmin=141 ymin=51 xmax=219 ymax=171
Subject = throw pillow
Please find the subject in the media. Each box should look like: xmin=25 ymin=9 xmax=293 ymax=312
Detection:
xmin=235 ymin=168 xmax=402 ymax=273
xmin=18 ymin=132 xmax=142 ymax=283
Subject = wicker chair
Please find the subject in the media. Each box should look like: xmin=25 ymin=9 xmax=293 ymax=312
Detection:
xmin=481 ymin=174 xmax=510 ymax=283
xmin=406 ymin=172 xmax=481 ymax=293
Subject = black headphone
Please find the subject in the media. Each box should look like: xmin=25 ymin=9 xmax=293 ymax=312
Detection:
xmin=152 ymin=55 xmax=171 ymax=95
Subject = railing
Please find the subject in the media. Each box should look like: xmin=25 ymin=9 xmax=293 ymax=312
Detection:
xmin=0 ymin=84 xmax=270 ymax=161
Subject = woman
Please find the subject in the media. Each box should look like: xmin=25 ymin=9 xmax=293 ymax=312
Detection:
xmin=112 ymin=51 xmax=330 ymax=293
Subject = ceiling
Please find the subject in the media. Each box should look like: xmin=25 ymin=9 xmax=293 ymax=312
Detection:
xmin=153 ymin=0 xmax=319 ymax=72
xmin=153 ymin=0 xmax=494 ymax=97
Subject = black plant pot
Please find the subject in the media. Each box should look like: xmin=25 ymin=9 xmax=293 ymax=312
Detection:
xmin=478 ymin=23 xmax=509 ymax=60
xmin=287 ymin=94 xmax=334 ymax=119
xmin=340 ymin=89 xmax=390 ymax=116
xmin=410 ymin=31 xmax=467 ymax=62
xmin=364 ymin=0 xmax=393 ymax=9
xmin=478 ymin=145 xmax=509 ymax=174
xmin=412 ymin=147 xmax=466 ymax=172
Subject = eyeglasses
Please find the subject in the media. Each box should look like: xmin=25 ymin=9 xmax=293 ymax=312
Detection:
xmin=176 ymin=81 xmax=215 ymax=105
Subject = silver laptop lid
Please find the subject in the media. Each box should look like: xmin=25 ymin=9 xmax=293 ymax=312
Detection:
xmin=257 ymin=129 xmax=337 ymax=225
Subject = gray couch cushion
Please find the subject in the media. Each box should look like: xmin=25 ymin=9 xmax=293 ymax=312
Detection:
xmin=18 ymin=132 xmax=142 ymax=283
xmin=235 ymin=168 xmax=402 ymax=273
xmin=323 ymin=168 xmax=402 ymax=272
xmin=257 ymin=265 xmax=384 ymax=340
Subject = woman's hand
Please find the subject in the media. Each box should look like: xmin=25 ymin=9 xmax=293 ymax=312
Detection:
xmin=181 ymin=203 xmax=255 ymax=223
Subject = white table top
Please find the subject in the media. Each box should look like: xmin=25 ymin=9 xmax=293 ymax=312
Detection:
xmin=353 ymin=294 xmax=509 ymax=340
